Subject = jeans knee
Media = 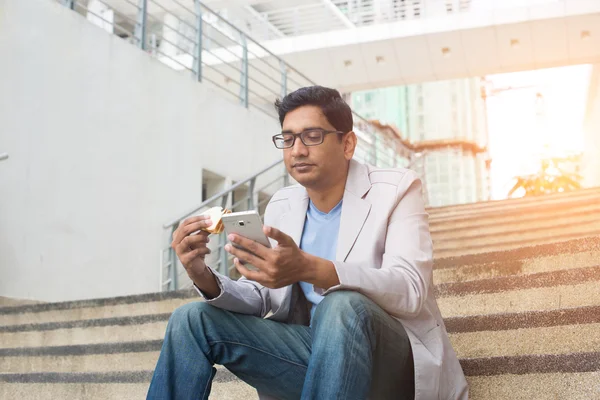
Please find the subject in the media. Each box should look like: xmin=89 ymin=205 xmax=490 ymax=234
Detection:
xmin=167 ymin=301 xmax=214 ymax=332
xmin=314 ymin=291 xmax=372 ymax=323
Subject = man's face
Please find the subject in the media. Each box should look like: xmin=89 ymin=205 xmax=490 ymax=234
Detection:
xmin=280 ymin=105 xmax=351 ymax=189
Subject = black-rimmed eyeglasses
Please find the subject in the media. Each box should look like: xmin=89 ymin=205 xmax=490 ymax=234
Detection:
xmin=272 ymin=128 xmax=345 ymax=149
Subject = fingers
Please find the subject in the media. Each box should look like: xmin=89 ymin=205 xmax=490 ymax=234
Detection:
xmin=234 ymin=259 xmax=285 ymax=289
xmin=181 ymin=214 xmax=212 ymax=228
xmin=234 ymin=258 xmax=265 ymax=282
xmin=173 ymin=233 xmax=210 ymax=255
xmin=175 ymin=236 xmax=211 ymax=261
xmin=180 ymin=217 xmax=212 ymax=237
xmin=172 ymin=216 xmax=212 ymax=246
xmin=184 ymin=234 xmax=211 ymax=248
xmin=227 ymin=234 xmax=269 ymax=259
xmin=263 ymin=226 xmax=291 ymax=245
xmin=180 ymin=248 xmax=210 ymax=265
xmin=224 ymin=244 xmax=266 ymax=271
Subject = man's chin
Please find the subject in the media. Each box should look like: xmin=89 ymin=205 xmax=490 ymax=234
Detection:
xmin=290 ymin=170 xmax=318 ymax=187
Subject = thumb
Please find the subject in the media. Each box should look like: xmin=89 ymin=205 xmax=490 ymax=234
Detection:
xmin=263 ymin=226 xmax=293 ymax=246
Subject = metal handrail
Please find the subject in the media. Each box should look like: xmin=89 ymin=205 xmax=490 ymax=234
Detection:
xmin=0 ymin=153 xmax=8 ymax=162
xmin=163 ymin=158 xmax=284 ymax=229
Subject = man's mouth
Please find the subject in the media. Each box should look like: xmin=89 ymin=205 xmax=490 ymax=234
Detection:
xmin=293 ymin=162 xmax=314 ymax=168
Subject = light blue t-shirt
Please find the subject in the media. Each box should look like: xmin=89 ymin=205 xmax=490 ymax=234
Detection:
xmin=299 ymin=199 xmax=343 ymax=320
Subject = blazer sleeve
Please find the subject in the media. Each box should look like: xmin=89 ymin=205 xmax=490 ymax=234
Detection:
xmin=318 ymin=170 xmax=433 ymax=319
xmin=194 ymin=268 xmax=270 ymax=317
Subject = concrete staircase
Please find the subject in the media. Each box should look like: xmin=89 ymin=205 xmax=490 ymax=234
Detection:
xmin=2 ymin=188 xmax=600 ymax=399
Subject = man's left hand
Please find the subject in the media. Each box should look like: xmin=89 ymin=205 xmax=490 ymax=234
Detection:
xmin=224 ymin=226 xmax=311 ymax=288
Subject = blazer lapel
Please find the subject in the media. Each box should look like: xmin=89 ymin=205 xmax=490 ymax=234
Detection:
xmin=336 ymin=160 xmax=372 ymax=262
xmin=269 ymin=190 xmax=309 ymax=322
xmin=279 ymin=192 xmax=309 ymax=246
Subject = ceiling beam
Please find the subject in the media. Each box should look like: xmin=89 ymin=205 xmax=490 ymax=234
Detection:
xmin=320 ymin=0 xmax=355 ymax=29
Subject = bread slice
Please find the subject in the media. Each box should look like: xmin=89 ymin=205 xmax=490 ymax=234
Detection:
xmin=200 ymin=206 xmax=231 ymax=234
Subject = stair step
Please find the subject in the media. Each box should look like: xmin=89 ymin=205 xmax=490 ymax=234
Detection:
xmin=434 ymin=221 xmax=600 ymax=253
xmin=461 ymin=351 xmax=600 ymax=376
xmin=0 ymin=371 xmax=153 ymax=383
xmin=435 ymin=232 xmax=600 ymax=258
xmin=0 ymin=297 xmax=45 ymax=308
xmin=435 ymin=236 xmax=600 ymax=268
xmin=431 ymin=197 xmax=600 ymax=232
xmin=0 ymin=367 xmax=237 ymax=384
xmin=0 ymin=381 xmax=256 ymax=400
xmin=427 ymin=187 xmax=600 ymax=218
xmin=0 ymin=313 xmax=172 ymax=334
xmin=0 ymin=319 xmax=170 ymax=349
xmin=435 ymin=265 xmax=600 ymax=297
xmin=0 ymin=351 xmax=160 ymax=374
xmin=0 ymin=369 xmax=251 ymax=400
xmin=467 ymin=372 xmax=600 ymax=400
xmin=0 ymin=290 xmax=197 ymax=327
xmin=438 ymin=281 xmax=600 ymax=318
xmin=431 ymin=204 xmax=600 ymax=237
xmin=0 ymin=382 xmax=151 ymax=400
xmin=445 ymin=305 xmax=600 ymax=333
xmin=434 ymin=235 xmax=600 ymax=264
xmin=434 ymin=247 xmax=600 ymax=285
xmin=450 ymin=323 xmax=600 ymax=358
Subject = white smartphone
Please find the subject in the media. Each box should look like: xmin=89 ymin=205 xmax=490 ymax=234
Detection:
xmin=221 ymin=210 xmax=272 ymax=251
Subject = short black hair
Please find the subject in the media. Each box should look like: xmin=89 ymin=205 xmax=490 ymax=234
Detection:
xmin=274 ymin=86 xmax=353 ymax=132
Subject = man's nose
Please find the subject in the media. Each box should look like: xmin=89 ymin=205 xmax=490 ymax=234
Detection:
xmin=291 ymin=137 xmax=309 ymax=157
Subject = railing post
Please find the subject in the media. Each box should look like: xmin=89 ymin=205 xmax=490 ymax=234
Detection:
xmin=280 ymin=60 xmax=287 ymax=99
xmin=239 ymin=34 xmax=249 ymax=108
xmin=135 ymin=0 xmax=148 ymax=50
xmin=169 ymin=241 xmax=178 ymax=291
xmin=220 ymin=192 xmax=230 ymax=210
xmin=165 ymin=224 xmax=179 ymax=291
xmin=193 ymin=1 xmax=203 ymax=82
xmin=247 ymin=178 xmax=256 ymax=210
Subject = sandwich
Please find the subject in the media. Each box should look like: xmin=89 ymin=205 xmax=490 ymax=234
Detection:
xmin=198 ymin=206 xmax=231 ymax=234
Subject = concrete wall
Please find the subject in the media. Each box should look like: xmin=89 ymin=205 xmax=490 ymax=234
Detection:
xmin=583 ymin=64 xmax=600 ymax=188
xmin=0 ymin=0 xmax=281 ymax=301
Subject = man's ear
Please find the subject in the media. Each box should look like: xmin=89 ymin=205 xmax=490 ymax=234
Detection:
xmin=344 ymin=131 xmax=357 ymax=161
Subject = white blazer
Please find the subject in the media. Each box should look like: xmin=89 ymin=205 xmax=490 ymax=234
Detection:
xmin=203 ymin=159 xmax=469 ymax=400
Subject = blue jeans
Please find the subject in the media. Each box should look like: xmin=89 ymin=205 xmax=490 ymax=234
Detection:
xmin=147 ymin=291 xmax=414 ymax=400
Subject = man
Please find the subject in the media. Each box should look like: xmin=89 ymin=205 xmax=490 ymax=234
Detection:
xmin=148 ymin=86 xmax=468 ymax=400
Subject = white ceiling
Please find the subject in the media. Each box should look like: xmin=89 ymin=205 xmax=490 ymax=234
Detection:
xmin=274 ymin=11 xmax=600 ymax=93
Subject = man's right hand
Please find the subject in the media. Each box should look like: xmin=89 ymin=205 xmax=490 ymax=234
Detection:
xmin=172 ymin=215 xmax=221 ymax=297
